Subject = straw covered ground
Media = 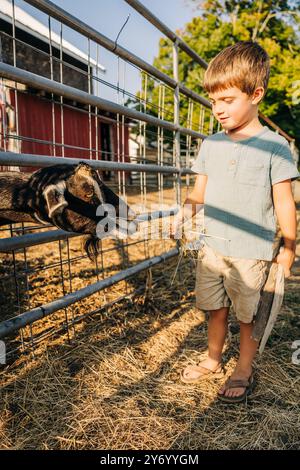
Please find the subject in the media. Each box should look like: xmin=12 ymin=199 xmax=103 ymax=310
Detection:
xmin=0 ymin=185 xmax=299 ymax=450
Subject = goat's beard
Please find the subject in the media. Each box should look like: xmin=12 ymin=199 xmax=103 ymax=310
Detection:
xmin=82 ymin=235 xmax=101 ymax=261
xmin=82 ymin=224 xmax=136 ymax=261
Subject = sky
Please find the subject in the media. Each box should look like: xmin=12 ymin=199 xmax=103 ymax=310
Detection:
xmin=15 ymin=0 xmax=199 ymax=101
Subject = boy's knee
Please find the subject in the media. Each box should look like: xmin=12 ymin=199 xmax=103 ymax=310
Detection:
xmin=239 ymin=319 xmax=254 ymax=327
xmin=209 ymin=306 xmax=229 ymax=319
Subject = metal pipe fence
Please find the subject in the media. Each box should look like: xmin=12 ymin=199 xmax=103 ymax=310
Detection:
xmin=0 ymin=0 xmax=208 ymax=361
xmin=0 ymin=0 xmax=296 ymax=363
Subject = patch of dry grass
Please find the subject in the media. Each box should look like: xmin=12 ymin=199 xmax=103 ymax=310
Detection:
xmin=0 ymin=190 xmax=299 ymax=450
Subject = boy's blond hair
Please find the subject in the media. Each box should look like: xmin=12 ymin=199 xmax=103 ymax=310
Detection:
xmin=203 ymin=41 xmax=270 ymax=100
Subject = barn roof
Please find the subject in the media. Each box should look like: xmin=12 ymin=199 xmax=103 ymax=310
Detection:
xmin=0 ymin=0 xmax=106 ymax=72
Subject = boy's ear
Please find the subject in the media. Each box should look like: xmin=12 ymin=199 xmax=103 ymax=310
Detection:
xmin=252 ymin=86 xmax=264 ymax=104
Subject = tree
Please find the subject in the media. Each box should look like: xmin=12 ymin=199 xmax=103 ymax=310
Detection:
xmin=138 ymin=0 xmax=300 ymax=149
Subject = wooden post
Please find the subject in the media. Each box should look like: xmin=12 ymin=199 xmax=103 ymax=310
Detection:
xmin=251 ymin=236 xmax=285 ymax=352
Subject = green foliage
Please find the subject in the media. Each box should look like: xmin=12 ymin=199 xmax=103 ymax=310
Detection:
xmin=138 ymin=0 xmax=300 ymax=148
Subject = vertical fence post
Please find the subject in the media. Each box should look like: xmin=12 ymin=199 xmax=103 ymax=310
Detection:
xmin=173 ymin=39 xmax=181 ymax=208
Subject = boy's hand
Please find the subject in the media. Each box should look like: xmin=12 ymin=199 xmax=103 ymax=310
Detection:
xmin=273 ymin=247 xmax=295 ymax=278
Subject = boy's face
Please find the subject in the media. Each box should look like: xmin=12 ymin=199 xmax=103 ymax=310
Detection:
xmin=208 ymin=86 xmax=264 ymax=130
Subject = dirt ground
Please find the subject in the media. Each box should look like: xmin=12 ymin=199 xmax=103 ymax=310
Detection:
xmin=0 ymin=183 xmax=299 ymax=450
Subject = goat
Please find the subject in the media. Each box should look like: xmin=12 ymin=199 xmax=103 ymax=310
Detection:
xmin=0 ymin=162 xmax=137 ymax=259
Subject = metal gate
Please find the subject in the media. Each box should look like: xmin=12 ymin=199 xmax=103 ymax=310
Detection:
xmin=0 ymin=0 xmax=296 ymax=363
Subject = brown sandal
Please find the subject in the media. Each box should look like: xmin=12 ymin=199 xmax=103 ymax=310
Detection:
xmin=218 ymin=372 xmax=256 ymax=403
xmin=180 ymin=363 xmax=225 ymax=384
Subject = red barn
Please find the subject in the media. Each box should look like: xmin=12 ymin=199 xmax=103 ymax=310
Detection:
xmin=0 ymin=0 xmax=131 ymax=181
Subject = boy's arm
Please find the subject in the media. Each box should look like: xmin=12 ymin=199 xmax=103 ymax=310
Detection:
xmin=272 ymin=178 xmax=297 ymax=278
xmin=171 ymin=174 xmax=207 ymax=237
xmin=182 ymin=173 xmax=207 ymax=212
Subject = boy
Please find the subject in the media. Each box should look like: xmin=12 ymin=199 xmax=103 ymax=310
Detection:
xmin=174 ymin=41 xmax=300 ymax=403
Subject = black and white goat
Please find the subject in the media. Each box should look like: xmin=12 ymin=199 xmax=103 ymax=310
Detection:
xmin=0 ymin=162 xmax=137 ymax=259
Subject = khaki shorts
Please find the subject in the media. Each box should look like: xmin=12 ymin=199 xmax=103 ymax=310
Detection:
xmin=195 ymin=243 xmax=270 ymax=323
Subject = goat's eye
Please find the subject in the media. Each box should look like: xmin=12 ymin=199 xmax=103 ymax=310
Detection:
xmin=83 ymin=184 xmax=95 ymax=198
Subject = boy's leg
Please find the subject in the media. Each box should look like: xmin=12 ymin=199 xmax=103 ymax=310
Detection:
xmin=219 ymin=257 xmax=269 ymax=397
xmin=218 ymin=321 xmax=257 ymax=398
xmin=184 ymin=244 xmax=231 ymax=381
xmin=182 ymin=306 xmax=229 ymax=380
xmin=196 ymin=245 xmax=231 ymax=369
xmin=206 ymin=306 xmax=229 ymax=365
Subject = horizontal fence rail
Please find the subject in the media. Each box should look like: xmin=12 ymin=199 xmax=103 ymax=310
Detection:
xmin=124 ymin=0 xmax=209 ymax=69
xmin=24 ymin=0 xmax=211 ymax=108
xmin=0 ymin=248 xmax=179 ymax=339
xmin=0 ymin=151 xmax=194 ymax=174
xmin=0 ymin=208 xmax=179 ymax=252
xmin=0 ymin=63 xmax=207 ymax=140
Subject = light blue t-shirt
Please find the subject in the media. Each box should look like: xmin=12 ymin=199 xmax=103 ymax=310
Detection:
xmin=191 ymin=125 xmax=300 ymax=260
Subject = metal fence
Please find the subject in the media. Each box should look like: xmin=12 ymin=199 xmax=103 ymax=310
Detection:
xmin=0 ymin=0 xmax=297 ymax=362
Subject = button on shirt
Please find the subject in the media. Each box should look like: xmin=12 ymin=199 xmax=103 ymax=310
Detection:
xmin=191 ymin=126 xmax=300 ymax=260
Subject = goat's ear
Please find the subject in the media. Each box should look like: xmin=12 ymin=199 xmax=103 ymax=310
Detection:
xmin=95 ymin=169 xmax=103 ymax=184
xmin=43 ymin=181 xmax=68 ymax=218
